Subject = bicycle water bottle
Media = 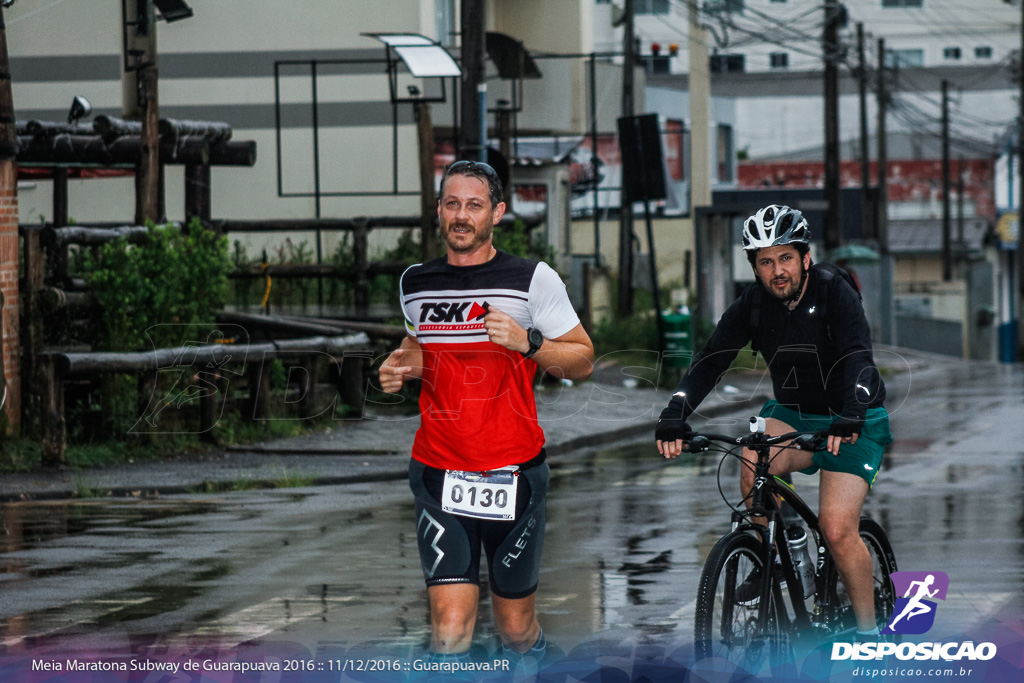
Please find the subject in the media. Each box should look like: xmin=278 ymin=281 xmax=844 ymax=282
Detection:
xmin=786 ymin=526 xmax=815 ymax=598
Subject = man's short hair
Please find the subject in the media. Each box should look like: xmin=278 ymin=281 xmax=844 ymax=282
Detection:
xmin=440 ymin=160 xmax=504 ymax=209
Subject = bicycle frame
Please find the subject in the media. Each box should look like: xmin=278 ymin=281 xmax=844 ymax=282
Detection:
xmin=701 ymin=420 xmax=837 ymax=640
xmin=691 ymin=417 xmax=898 ymax=665
xmin=730 ymin=457 xmax=823 ymax=635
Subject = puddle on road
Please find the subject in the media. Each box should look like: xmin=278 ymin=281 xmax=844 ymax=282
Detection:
xmin=1 ymin=500 xmax=221 ymax=553
xmin=3 ymin=427 xmax=1022 ymax=652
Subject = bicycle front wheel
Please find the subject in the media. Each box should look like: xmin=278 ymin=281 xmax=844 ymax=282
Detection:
xmin=825 ymin=517 xmax=898 ymax=635
xmin=694 ymin=531 xmax=789 ymax=670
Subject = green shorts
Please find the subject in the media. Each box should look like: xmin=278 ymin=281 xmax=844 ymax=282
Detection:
xmin=758 ymin=400 xmax=893 ymax=487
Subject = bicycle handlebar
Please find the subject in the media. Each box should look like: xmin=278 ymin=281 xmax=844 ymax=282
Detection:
xmin=683 ymin=427 xmax=828 ymax=453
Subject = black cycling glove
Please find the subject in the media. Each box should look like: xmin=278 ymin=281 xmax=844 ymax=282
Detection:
xmin=829 ymin=415 xmax=863 ymax=439
xmin=656 ymin=400 xmax=694 ymax=443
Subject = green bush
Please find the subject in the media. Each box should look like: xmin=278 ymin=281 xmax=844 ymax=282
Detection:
xmin=84 ymin=219 xmax=231 ymax=351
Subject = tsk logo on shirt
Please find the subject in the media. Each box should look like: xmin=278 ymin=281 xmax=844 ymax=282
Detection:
xmin=419 ymin=301 xmax=489 ymax=324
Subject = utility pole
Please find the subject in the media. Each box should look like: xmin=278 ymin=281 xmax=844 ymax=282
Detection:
xmin=823 ymin=0 xmax=842 ymax=251
xmin=617 ymin=0 xmax=636 ymax=317
xmin=459 ymin=0 xmax=486 ymax=161
xmin=124 ymin=0 xmax=160 ymax=225
xmin=942 ymin=80 xmax=952 ymax=282
xmin=415 ymin=100 xmax=438 ymax=261
xmin=857 ymin=23 xmax=871 ymax=240
xmin=877 ymin=37 xmax=892 ymax=344
xmin=957 ymin=158 xmax=965 ymax=249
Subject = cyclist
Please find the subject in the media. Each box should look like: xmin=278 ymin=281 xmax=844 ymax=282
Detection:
xmin=379 ymin=160 xmax=594 ymax=669
xmin=655 ymin=204 xmax=893 ymax=640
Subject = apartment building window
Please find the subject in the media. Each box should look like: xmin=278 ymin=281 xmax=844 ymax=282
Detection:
xmin=770 ymin=52 xmax=789 ymax=69
xmin=636 ymin=0 xmax=669 ymax=14
xmin=885 ymin=48 xmax=924 ymax=68
xmin=710 ymin=53 xmax=745 ymax=73
xmin=943 ymin=47 xmax=961 ymax=60
xmin=975 ymin=46 xmax=993 ymax=59
xmin=882 ymin=0 xmax=923 ymax=7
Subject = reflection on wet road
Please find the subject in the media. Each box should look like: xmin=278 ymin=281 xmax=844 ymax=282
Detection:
xmin=2 ymin=362 xmax=1022 ymax=654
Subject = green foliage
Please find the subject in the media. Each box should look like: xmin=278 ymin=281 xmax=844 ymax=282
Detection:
xmin=0 ymin=439 xmax=42 ymax=473
xmin=591 ymin=284 xmax=660 ymax=356
xmin=493 ymin=219 xmax=556 ymax=264
xmin=83 ymin=219 xmax=231 ymax=351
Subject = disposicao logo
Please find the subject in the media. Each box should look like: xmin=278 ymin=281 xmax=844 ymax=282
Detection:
xmin=884 ymin=570 xmax=949 ymax=635
xmin=831 ymin=570 xmax=998 ymax=663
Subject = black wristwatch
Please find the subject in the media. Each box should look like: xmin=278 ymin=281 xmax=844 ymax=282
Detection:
xmin=523 ymin=327 xmax=544 ymax=359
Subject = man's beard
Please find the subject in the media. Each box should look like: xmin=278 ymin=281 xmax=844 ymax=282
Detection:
xmin=762 ymin=271 xmax=804 ymax=302
xmin=443 ymin=221 xmax=493 ymax=254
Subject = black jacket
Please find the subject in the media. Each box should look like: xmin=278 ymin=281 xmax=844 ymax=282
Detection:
xmin=672 ymin=265 xmax=886 ymax=422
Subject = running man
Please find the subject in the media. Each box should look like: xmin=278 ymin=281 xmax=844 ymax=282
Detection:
xmin=655 ymin=204 xmax=893 ymax=640
xmin=888 ymin=575 xmax=939 ymax=629
xmin=380 ymin=160 xmax=594 ymax=668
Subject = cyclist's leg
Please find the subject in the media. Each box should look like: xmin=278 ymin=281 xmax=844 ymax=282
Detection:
xmin=818 ymin=470 xmax=876 ymax=632
xmin=739 ymin=417 xmax=816 ymax=498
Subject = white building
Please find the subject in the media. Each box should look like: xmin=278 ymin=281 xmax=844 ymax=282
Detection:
xmin=594 ymin=0 xmax=1018 ymax=160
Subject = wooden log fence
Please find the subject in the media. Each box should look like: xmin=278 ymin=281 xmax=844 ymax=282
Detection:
xmin=39 ymin=333 xmax=373 ymax=467
xmin=217 ymin=311 xmax=406 ymax=341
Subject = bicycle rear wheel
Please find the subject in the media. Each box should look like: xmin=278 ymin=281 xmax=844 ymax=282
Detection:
xmin=694 ymin=531 xmax=790 ymax=671
xmin=825 ymin=517 xmax=898 ymax=634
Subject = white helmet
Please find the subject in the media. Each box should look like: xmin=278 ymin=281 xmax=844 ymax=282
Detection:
xmin=742 ymin=204 xmax=810 ymax=251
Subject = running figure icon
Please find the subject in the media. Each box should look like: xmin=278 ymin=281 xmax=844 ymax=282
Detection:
xmin=887 ymin=574 xmax=940 ymax=629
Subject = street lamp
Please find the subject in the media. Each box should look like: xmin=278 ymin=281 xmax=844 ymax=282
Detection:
xmin=364 ymin=33 xmax=461 ymax=104
xmin=67 ymin=95 xmax=91 ymax=124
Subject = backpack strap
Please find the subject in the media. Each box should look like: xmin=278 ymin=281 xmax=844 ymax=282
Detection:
xmin=748 ymin=284 xmax=764 ymax=356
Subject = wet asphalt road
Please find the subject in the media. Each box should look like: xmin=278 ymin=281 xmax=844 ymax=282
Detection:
xmin=1 ymin=361 xmax=1022 ymax=658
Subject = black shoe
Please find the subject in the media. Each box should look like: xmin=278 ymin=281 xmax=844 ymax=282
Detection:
xmin=735 ymin=564 xmax=786 ymax=606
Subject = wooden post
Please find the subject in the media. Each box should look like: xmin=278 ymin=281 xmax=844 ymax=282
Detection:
xmin=247 ymin=360 xmax=270 ymax=422
xmin=338 ymin=352 xmax=370 ymax=419
xmin=184 ymin=163 xmax=212 ymax=229
xmin=415 ymin=101 xmax=437 ymax=261
xmin=53 ymin=167 xmax=69 ymax=227
xmin=136 ymin=370 xmax=158 ymax=443
xmin=353 ymin=219 xmax=369 ymax=317
xmin=197 ymin=369 xmax=219 ymax=442
xmin=40 ymin=355 xmax=67 ymax=467
xmin=0 ymin=8 xmax=20 ymax=431
xmin=135 ymin=64 xmax=160 ymax=225
xmin=21 ymin=228 xmax=45 ymax=436
xmin=298 ymin=354 xmax=320 ymax=420
xmin=124 ymin=0 xmax=160 ymax=225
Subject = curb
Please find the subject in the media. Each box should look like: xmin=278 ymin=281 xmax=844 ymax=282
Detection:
xmin=0 ymin=389 xmax=772 ymax=503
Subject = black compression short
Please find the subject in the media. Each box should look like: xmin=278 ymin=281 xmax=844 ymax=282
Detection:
xmin=408 ymin=454 xmax=549 ymax=600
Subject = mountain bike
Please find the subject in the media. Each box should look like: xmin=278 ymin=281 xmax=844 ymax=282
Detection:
xmin=687 ymin=416 xmax=898 ymax=671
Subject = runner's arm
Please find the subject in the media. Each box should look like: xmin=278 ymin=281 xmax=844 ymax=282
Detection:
xmin=529 ymin=322 xmax=594 ymax=380
xmin=379 ymin=335 xmax=424 ymax=393
xmin=484 ymin=308 xmax=594 ymax=380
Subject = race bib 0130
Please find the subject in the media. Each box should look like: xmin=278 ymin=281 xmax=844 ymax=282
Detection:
xmin=441 ymin=467 xmax=518 ymax=520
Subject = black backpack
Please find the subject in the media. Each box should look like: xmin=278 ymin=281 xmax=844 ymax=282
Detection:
xmin=748 ymin=262 xmax=861 ymax=356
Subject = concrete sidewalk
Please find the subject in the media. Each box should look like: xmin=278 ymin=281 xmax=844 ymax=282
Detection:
xmin=0 ymin=345 xmax=956 ymax=502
